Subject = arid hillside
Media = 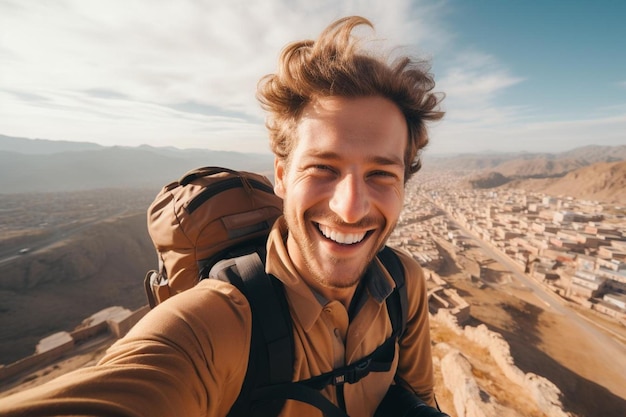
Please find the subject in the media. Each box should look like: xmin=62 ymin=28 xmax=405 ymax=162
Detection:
xmin=504 ymin=160 xmax=626 ymax=204
xmin=465 ymin=160 xmax=626 ymax=204
xmin=425 ymin=144 xmax=626 ymax=175
xmin=0 ymin=211 xmax=155 ymax=364
xmin=480 ymin=156 xmax=587 ymax=178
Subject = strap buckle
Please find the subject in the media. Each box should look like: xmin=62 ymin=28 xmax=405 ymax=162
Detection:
xmin=332 ymin=358 xmax=372 ymax=385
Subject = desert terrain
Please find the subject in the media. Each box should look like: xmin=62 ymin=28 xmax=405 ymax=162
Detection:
xmin=1 ymin=220 xmax=625 ymax=416
xmin=1 ymin=146 xmax=626 ymax=416
xmin=0 ymin=189 xmax=157 ymax=364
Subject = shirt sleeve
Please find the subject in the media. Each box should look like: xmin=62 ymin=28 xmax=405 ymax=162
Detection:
xmin=394 ymin=249 xmax=436 ymax=407
xmin=0 ymin=279 xmax=252 ymax=417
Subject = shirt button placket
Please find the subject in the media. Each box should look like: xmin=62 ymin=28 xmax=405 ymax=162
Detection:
xmin=323 ymin=302 xmax=348 ymax=368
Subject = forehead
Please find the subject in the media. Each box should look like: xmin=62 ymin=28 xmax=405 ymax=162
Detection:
xmin=293 ymin=96 xmax=408 ymax=162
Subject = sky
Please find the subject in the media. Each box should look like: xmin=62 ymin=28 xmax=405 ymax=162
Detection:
xmin=1 ymin=0 xmax=625 ymax=155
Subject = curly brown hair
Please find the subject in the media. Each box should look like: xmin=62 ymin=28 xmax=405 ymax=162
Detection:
xmin=257 ymin=16 xmax=444 ymax=181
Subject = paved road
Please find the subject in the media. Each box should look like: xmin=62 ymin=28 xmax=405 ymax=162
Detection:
xmin=0 ymin=211 xmax=130 ymax=267
xmin=0 ymin=254 xmax=21 ymax=267
xmin=467 ymin=231 xmax=568 ymax=313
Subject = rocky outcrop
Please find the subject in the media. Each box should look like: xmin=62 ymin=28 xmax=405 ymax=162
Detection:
xmin=463 ymin=324 xmax=570 ymax=417
xmin=439 ymin=345 xmax=516 ymax=417
xmin=433 ymin=310 xmax=572 ymax=417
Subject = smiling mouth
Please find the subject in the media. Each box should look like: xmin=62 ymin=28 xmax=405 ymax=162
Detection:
xmin=317 ymin=223 xmax=372 ymax=245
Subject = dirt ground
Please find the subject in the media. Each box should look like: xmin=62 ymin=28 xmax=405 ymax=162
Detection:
xmin=429 ymin=239 xmax=626 ymax=417
xmin=0 ymin=339 xmax=113 ymax=398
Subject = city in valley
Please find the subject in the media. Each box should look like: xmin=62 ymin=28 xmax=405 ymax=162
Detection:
xmin=392 ymin=171 xmax=626 ymax=323
xmin=387 ymin=171 xmax=626 ymax=416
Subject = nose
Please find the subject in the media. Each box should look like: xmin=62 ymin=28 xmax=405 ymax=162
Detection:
xmin=329 ymin=174 xmax=371 ymax=224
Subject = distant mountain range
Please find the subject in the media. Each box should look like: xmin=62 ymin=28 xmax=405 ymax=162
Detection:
xmin=444 ymin=144 xmax=626 ymax=204
xmin=2 ymin=134 xmax=626 ymax=198
xmin=425 ymin=144 xmax=626 ymax=175
xmin=0 ymin=135 xmax=275 ymax=194
xmin=502 ymin=160 xmax=626 ymax=204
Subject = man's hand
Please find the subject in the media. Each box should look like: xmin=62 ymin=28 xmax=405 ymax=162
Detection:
xmin=374 ymin=385 xmax=450 ymax=417
xmin=404 ymin=405 xmax=451 ymax=417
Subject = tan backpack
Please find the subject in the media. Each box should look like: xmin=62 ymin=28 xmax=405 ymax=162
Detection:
xmin=144 ymin=166 xmax=283 ymax=307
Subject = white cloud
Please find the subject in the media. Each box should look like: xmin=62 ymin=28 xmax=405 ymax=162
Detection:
xmin=0 ymin=0 xmax=445 ymax=150
xmin=437 ymin=51 xmax=526 ymax=124
xmin=2 ymin=0 xmax=282 ymax=115
xmin=444 ymin=68 xmax=520 ymax=98
xmin=1 ymin=0 xmax=624 ymax=155
xmin=0 ymin=88 xmax=270 ymax=152
xmin=1 ymin=0 xmax=439 ymax=113
xmin=0 ymin=0 xmax=446 ymax=150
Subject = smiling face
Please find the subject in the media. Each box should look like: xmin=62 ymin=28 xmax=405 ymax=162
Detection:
xmin=274 ymin=95 xmax=407 ymax=304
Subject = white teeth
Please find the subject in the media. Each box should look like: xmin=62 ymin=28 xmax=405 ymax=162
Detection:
xmin=318 ymin=224 xmax=366 ymax=245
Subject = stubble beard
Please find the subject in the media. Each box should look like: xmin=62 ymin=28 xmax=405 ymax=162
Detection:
xmin=285 ymin=210 xmax=395 ymax=291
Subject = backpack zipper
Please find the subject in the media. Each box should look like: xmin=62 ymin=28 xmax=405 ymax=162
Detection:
xmin=185 ymin=177 xmax=274 ymax=214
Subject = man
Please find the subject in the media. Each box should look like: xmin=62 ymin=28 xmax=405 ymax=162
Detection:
xmin=0 ymin=16 xmax=445 ymax=416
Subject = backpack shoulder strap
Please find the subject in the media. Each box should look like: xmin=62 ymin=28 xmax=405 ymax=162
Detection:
xmin=377 ymin=246 xmax=408 ymax=338
xmin=235 ymin=253 xmax=294 ymax=384
xmin=213 ymin=247 xmax=407 ymax=417
xmin=210 ymin=251 xmax=294 ymax=417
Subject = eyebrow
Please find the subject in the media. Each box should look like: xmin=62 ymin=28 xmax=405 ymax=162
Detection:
xmin=306 ymin=150 xmax=404 ymax=168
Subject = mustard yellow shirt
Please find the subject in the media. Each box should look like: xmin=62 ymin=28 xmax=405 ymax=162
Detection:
xmin=0 ymin=218 xmax=434 ymax=416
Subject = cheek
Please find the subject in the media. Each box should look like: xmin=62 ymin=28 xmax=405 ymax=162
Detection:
xmin=281 ymin=184 xmax=315 ymax=221
xmin=393 ymin=189 xmax=405 ymax=214
xmin=374 ymin=186 xmax=404 ymax=218
xmin=289 ymin=178 xmax=328 ymax=205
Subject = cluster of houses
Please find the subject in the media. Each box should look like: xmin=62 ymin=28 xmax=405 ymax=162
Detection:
xmin=0 ymin=306 xmax=148 ymax=383
xmin=390 ymin=176 xmax=626 ymax=323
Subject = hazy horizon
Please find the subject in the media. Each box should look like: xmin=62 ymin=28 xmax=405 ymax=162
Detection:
xmin=5 ymin=133 xmax=626 ymax=158
xmin=1 ymin=0 xmax=625 ymax=155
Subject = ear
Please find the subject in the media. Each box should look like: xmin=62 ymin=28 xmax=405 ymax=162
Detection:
xmin=274 ymin=157 xmax=286 ymax=198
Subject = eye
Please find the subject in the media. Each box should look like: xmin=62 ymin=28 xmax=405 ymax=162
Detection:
xmin=310 ymin=164 xmax=337 ymax=174
xmin=369 ymin=170 xmax=399 ymax=180
xmin=313 ymin=164 xmax=331 ymax=171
